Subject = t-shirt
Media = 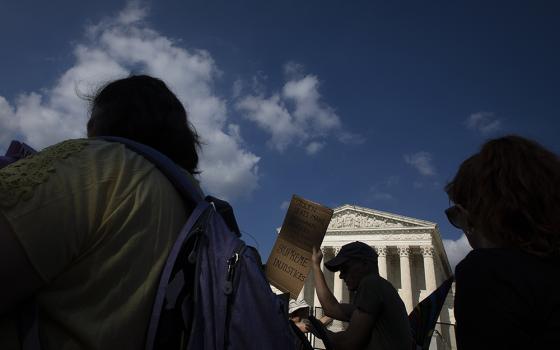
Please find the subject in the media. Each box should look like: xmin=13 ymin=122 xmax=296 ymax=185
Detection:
xmin=0 ymin=139 xmax=195 ymax=350
xmin=353 ymin=274 xmax=412 ymax=350
xmin=455 ymin=248 xmax=560 ymax=349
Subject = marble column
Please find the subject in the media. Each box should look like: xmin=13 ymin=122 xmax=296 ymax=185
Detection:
xmin=398 ymin=246 xmax=413 ymax=312
xmin=298 ymin=282 xmax=305 ymax=301
xmin=421 ymin=246 xmax=437 ymax=293
xmin=332 ymin=247 xmax=345 ymax=331
xmin=333 ymin=247 xmax=344 ymax=302
xmin=375 ymin=246 xmax=388 ymax=279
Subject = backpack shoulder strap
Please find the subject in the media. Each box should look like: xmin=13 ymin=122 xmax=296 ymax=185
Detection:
xmin=99 ymin=137 xmax=214 ymax=350
xmin=100 ymin=136 xmax=204 ymax=205
xmin=205 ymin=195 xmax=241 ymax=237
xmin=100 ymin=137 xmax=243 ymax=240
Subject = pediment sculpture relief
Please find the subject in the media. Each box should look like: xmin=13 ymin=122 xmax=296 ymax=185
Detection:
xmin=328 ymin=211 xmax=412 ymax=229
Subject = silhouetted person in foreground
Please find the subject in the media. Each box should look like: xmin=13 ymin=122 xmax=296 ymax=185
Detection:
xmin=0 ymin=75 xmax=200 ymax=349
xmin=311 ymin=242 xmax=412 ymax=350
xmin=446 ymin=135 xmax=560 ymax=349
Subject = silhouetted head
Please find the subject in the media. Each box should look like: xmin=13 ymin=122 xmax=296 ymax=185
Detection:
xmin=87 ymin=75 xmax=200 ymax=174
xmin=445 ymin=135 xmax=560 ymax=256
xmin=325 ymin=241 xmax=379 ymax=291
xmin=288 ymin=299 xmax=310 ymax=322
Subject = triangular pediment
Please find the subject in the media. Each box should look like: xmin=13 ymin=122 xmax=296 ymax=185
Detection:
xmin=327 ymin=204 xmax=435 ymax=230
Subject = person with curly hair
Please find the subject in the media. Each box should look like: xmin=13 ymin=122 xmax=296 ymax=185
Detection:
xmin=445 ymin=135 xmax=560 ymax=349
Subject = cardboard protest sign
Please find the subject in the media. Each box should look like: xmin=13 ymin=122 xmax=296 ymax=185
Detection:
xmin=266 ymin=195 xmax=333 ymax=298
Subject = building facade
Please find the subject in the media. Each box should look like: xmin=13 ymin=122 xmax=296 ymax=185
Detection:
xmin=299 ymin=204 xmax=456 ymax=349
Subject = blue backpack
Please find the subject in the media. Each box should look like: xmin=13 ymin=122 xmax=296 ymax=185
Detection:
xmin=102 ymin=137 xmax=297 ymax=350
xmin=4 ymin=137 xmax=298 ymax=350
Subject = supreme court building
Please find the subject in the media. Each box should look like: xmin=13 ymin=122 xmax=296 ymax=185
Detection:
xmin=300 ymin=204 xmax=457 ymax=349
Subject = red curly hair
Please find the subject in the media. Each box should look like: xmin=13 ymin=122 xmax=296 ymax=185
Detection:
xmin=445 ymin=135 xmax=560 ymax=256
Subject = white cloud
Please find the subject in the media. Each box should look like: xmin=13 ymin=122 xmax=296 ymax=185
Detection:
xmin=0 ymin=2 xmax=259 ymax=200
xmin=232 ymin=79 xmax=243 ymax=99
xmin=283 ymin=61 xmax=305 ymax=79
xmin=117 ymin=0 xmax=148 ymax=24
xmin=0 ymin=97 xmax=19 ymax=149
xmin=443 ymin=234 xmax=472 ymax=270
xmin=305 ymin=141 xmax=325 ymax=155
xmin=404 ymin=151 xmax=436 ymax=176
xmin=338 ymin=131 xmax=366 ymax=145
xmin=465 ymin=111 xmax=502 ymax=134
xmin=236 ymin=94 xmax=305 ymax=151
xmin=227 ymin=124 xmax=243 ymax=145
xmin=236 ymin=63 xmax=358 ymax=155
xmin=283 ymin=75 xmax=341 ymax=131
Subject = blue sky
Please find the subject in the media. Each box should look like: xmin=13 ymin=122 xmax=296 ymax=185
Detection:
xmin=1 ymin=0 xmax=558 ymax=268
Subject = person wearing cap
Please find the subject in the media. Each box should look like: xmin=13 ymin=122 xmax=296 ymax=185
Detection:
xmin=311 ymin=241 xmax=411 ymax=350
xmin=289 ymin=298 xmax=333 ymax=333
xmin=289 ymin=299 xmax=312 ymax=333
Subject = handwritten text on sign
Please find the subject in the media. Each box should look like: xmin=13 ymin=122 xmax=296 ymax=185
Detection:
xmin=269 ymin=240 xmax=310 ymax=282
xmin=266 ymin=195 xmax=333 ymax=297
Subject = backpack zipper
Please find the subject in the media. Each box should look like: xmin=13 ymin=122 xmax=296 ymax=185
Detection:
xmin=224 ymin=252 xmax=239 ymax=295
xmin=223 ymin=242 xmax=246 ymax=349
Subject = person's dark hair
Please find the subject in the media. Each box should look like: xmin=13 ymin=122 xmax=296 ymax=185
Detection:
xmin=445 ymin=135 xmax=560 ymax=256
xmin=87 ymin=75 xmax=200 ymax=174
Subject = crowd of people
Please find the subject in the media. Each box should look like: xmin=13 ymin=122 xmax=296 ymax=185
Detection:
xmin=0 ymin=75 xmax=559 ymax=349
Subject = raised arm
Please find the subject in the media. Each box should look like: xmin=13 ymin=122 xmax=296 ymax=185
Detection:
xmin=311 ymin=246 xmax=354 ymax=321
xmin=327 ymin=308 xmax=375 ymax=350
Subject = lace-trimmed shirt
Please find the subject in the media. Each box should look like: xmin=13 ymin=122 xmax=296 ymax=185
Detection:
xmin=0 ymin=139 xmax=192 ymax=349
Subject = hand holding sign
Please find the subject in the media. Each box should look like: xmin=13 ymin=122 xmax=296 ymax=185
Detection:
xmin=266 ymin=195 xmax=333 ymax=298
xmin=311 ymin=246 xmax=323 ymax=266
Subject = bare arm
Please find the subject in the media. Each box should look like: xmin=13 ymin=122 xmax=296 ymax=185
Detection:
xmin=328 ymin=309 xmax=375 ymax=350
xmin=311 ymin=247 xmax=354 ymax=321
xmin=319 ymin=315 xmax=333 ymax=326
xmin=0 ymin=213 xmax=44 ymax=316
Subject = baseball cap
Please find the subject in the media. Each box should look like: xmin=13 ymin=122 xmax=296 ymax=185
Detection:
xmin=288 ymin=298 xmax=310 ymax=315
xmin=324 ymin=241 xmax=378 ymax=272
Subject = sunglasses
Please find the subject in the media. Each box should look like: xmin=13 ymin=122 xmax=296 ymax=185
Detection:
xmin=445 ymin=204 xmax=468 ymax=230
